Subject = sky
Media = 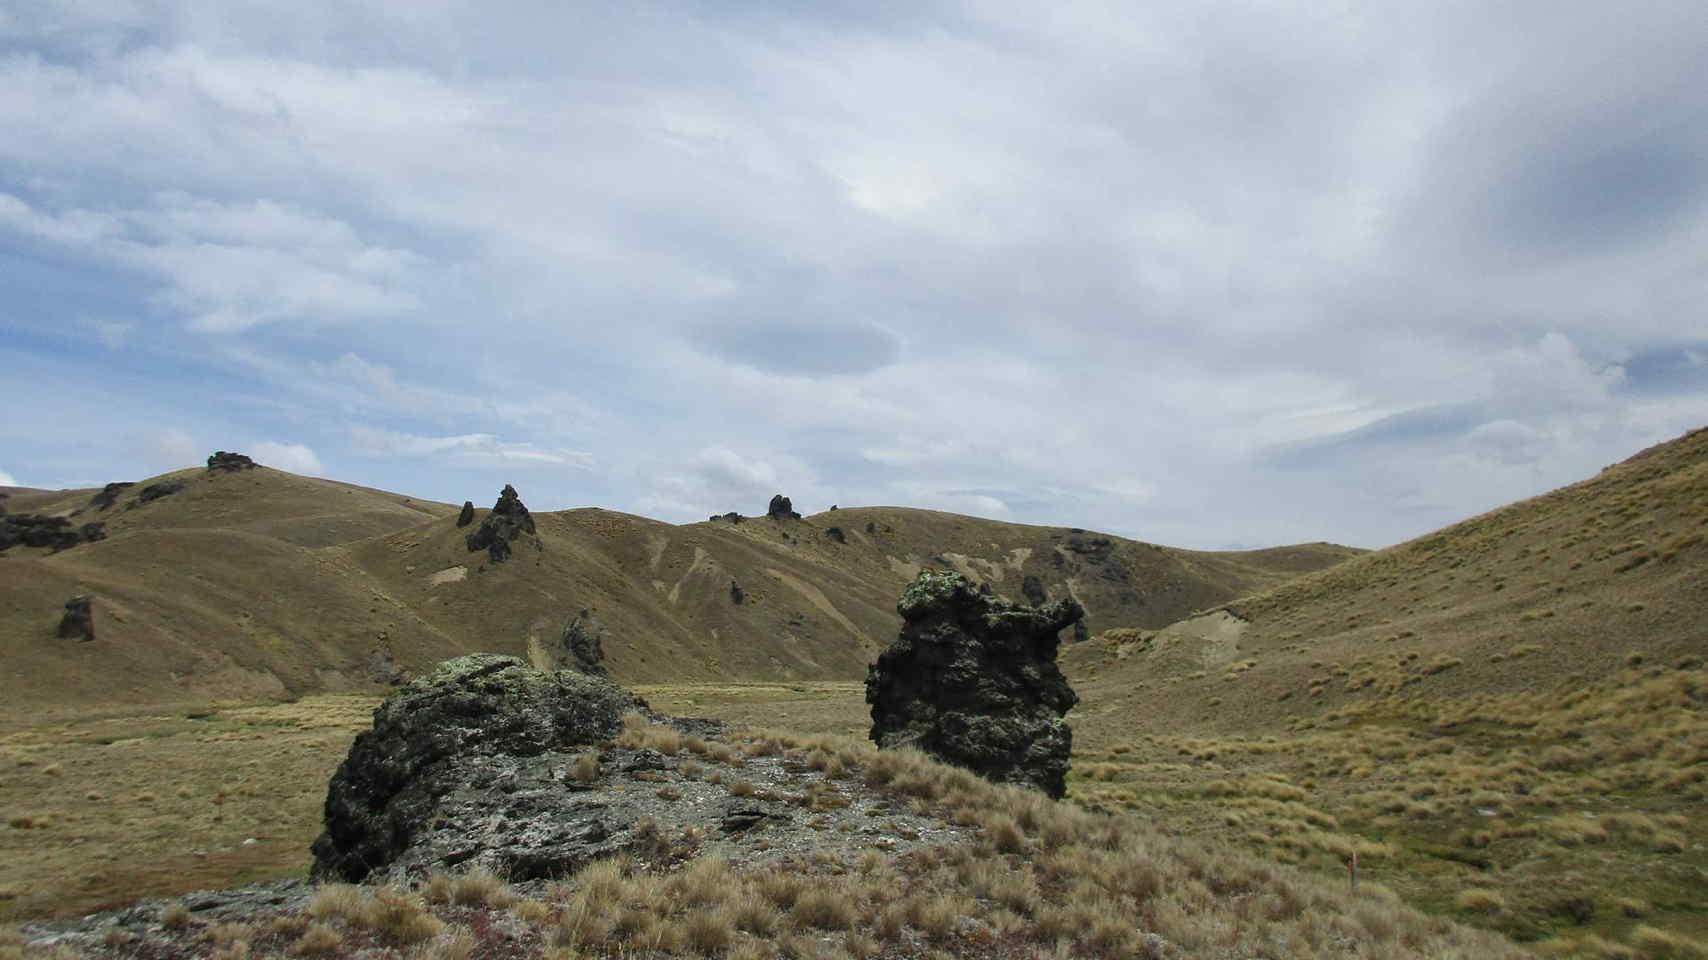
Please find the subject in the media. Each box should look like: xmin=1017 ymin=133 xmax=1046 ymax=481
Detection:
xmin=1 ymin=2 xmax=1705 ymax=550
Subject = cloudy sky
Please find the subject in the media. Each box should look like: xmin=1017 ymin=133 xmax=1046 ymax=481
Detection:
xmin=2 ymin=2 xmax=1704 ymax=549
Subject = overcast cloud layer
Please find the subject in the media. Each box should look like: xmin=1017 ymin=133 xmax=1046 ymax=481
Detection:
xmin=2 ymin=2 xmax=1704 ymax=549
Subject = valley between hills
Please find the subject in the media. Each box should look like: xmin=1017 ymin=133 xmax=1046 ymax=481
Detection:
xmin=2 ymin=427 xmax=1705 ymax=959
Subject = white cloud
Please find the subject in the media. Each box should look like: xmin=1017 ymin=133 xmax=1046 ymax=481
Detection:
xmin=348 ymin=426 xmax=591 ymax=468
xmin=0 ymin=191 xmax=423 ymax=332
xmin=251 ymin=441 xmax=324 ymax=476
xmin=0 ymin=6 xmax=1704 ymax=548
xmin=143 ymin=428 xmax=199 ymax=470
xmin=0 ymin=468 xmax=18 ymax=487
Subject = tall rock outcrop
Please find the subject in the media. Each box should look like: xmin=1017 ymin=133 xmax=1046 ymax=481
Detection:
xmin=865 ymin=571 xmax=1081 ymax=798
xmin=558 ymin=610 xmax=609 ymax=677
xmin=57 ymin=595 xmax=95 ymax=642
xmin=767 ymin=494 xmax=800 ymax=520
xmin=464 ymin=484 xmax=536 ymax=562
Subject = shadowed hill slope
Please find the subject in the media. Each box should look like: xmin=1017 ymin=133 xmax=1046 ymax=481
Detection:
xmin=0 ymin=467 xmax=1356 ymax=725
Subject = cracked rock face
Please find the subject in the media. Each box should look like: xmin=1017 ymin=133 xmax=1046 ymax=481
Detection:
xmin=865 ymin=571 xmax=1081 ymax=798
xmin=310 ymin=655 xmax=642 ymax=882
xmin=310 ymin=654 xmax=971 ymax=886
xmin=463 ymin=484 xmax=536 ymax=562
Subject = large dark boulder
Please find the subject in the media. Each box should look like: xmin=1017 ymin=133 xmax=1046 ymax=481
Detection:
xmin=455 ymin=501 xmax=476 ymax=527
xmin=207 ymin=451 xmax=258 ymax=473
xmin=767 ymin=494 xmax=800 ymax=520
xmin=57 ymin=596 xmax=95 ymax=642
xmin=310 ymin=655 xmax=643 ymax=883
xmin=0 ymin=515 xmax=101 ymax=552
xmin=464 ymin=485 xmax=535 ymax=563
xmin=558 ymin=611 xmax=608 ymax=677
xmin=865 ymin=571 xmax=1081 ymax=798
xmin=136 ymin=481 xmax=185 ymax=504
xmin=89 ymin=482 xmax=134 ymax=511
xmin=1021 ymin=574 xmax=1048 ymax=606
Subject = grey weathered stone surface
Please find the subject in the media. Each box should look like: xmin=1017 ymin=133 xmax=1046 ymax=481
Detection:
xmin=865 ymin=571 xmax=1081 ymax=798
xmin=766 ymin=494 xmax=800 ymax=519
xmin=464 ymin=484 xmax=536 ymax=563
xmin=310 ymin=655 xmax=642 ymax=882
xmin=57 ymin=595 xmax=95 ymax=641
xmin=456 ymin=500 xmax=476 ymax=527
xmin=308 ymin=654 xmax=972 ymax=887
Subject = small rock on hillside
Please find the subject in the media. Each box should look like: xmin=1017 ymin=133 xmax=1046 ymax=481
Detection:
xmin=866 ymin=571 xmax=1082 ymax=798
xmin=207 ymin=451 xmax=258 ymax=472
xmin=456 ymin=500 xmax=476 ymax=527
xmin=464 ymin=484 xmax=536 ymax=563
xmin=88 ymin=481 xmax=134 ymax=511
xmin=135 ymin=480 xmax=185 ymax=504
xmin=767 ymin=494 xmax=800 ymax=519
xmin=559 ymin=610 xmax=609 ymax=676
xmin=1022 ymin=574 xmax=1048 ymax=606
xmin=57 ymin=595 xmax=95 ymax=642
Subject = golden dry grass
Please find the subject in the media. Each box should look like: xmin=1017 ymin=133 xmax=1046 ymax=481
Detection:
xmin=0 ymin=464 xmax=1353 ymax=727
xmin=0 ymin=695 xmax=377 ymax=921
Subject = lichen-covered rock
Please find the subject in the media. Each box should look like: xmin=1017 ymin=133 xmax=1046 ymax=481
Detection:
xmin=767 ymin=494 xmax=800 ymax=520
xmin=865 ymin=571 xmax=1081 ymax=798
xmin=464 ymin=484 xmax=536 ymax=562
xmin=207 ymin=451 xmax=258 ymax=473
xmin=310 ymin=655 xmax=643 ymax=882
xmin=456 ymin=500 xmax=476 ymax=527
xmin=57 ymin=595 xmax=95 ymax=641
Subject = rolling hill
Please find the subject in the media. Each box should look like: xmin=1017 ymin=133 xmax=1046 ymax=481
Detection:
xmin=0 ymin=464 xmax=1357 ymax=726
xmin=1060 ymin=426 xmax=1708 ymax=947
xmin=1064 ymin=425 xmax=1708 ymax=732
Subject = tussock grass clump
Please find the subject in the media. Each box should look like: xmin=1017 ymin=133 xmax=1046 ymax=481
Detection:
xmin=1457 ymin=888 xmax=1506 ymax=913
xmin=288 ymin=922 xmax=342 ymax=957
xmin=160 ymin=900 xmax=192 ymax=929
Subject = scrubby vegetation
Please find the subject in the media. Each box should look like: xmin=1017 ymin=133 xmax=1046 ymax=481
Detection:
xmin=10 ymin=722 xmax=1531 ymax=958
xmin=1066 ymin=661 xmax=1708 ymax=955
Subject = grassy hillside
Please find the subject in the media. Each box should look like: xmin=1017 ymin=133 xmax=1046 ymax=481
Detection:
xmin=1061 ymin=427 xmax=1708 ymax=953
xmin=0 ymin=465 xmax=1356 ymax=726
